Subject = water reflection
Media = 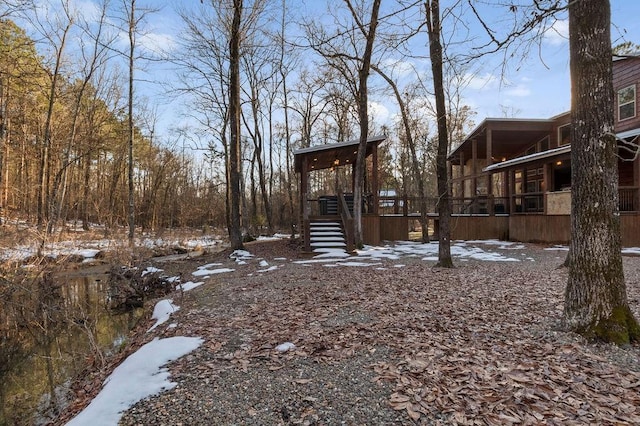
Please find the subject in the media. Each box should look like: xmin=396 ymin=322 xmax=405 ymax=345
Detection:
xmin=0 ymin=272 xmax=143 ymax=425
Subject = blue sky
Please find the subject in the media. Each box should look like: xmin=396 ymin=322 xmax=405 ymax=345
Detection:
xmin=154 ymin=1 xmax=640 ymax=138
xmin=22 ymin=0 xmax=640 ymax=142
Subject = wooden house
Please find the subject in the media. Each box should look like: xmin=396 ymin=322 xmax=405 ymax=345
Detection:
xmin=448 ymin=55 xmax=640 ymax=245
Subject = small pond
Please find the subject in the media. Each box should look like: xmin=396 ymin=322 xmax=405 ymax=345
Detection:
xmin=0 ymin=270 xmax=144 ymax=425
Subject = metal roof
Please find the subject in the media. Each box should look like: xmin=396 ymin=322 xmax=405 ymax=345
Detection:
xmin=293 ymin=135 xmax=386 ymax=173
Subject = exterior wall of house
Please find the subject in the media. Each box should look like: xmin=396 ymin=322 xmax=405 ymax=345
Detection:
xmin=613 ymin=57 xmax=640 ymax=133
xmin=546 ymin=191 xmax=571 ymax=215
xmin=551 ymin=113 xmax=571 ymax=148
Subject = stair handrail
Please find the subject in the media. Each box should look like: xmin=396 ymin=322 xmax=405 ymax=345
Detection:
xmin=338 ymin=189 xmax=355 ymax=253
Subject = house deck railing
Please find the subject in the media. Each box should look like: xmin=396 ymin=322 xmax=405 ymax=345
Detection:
xmin=305 ymin=188 xmax=640 ymax=222
xmin=619 ymin=186 xmax=639 ymax=212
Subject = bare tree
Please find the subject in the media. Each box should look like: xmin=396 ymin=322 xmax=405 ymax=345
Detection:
xmin=26 ymin=0 xmax=74 ymax=242
xmin=125 ymin=0 xmax=136 ymax=244
xmin=228 ymin=0 xmax=244 ymax=249
xmin=349 ymin=0 xmax=382 ymax=248
xmin=564 ymin=0 xmax=639 ymax=344
xmin=305 ymin=0 xmax=382 ymax=248
xmin=47 ymin=0 xmax=114 ymax=234
xmin=426 ymin=0 xmax=453 ymax=267
xmin=371 ymin=65 xmax=431 ymax=241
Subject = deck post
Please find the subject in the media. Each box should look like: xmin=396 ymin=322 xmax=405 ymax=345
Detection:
xmin=486 ymin=129 xmax=494 ymax=214
xmin=471 ymin=139 xmax=478 ymax=206
xmin=301 ymin=157 xmax=311 ymax=251
xmin=372 ymin=142 xmax=379 ymax=215
xmin=634 ymin=154 xmax=640 ymax=211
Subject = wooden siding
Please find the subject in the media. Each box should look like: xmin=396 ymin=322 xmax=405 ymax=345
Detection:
xmin=508 ymin=215 xmax=570 ymax=243
xmin=613 ymin=57 xmax=640 ymax=133
xmin=362 ymin=215 xmax=381 ymax=245
xmin=449 ymin=216 xmax=509 ymax=241
xmin=621 ymin=214 xmax=640 ymax=246
xmin=509 ymin=215 xmax=640 ymax=246
xmin=379 ymin=216 xmax=409 ymax=241
xmin=362 ymin=213 xmax=640 ymax=247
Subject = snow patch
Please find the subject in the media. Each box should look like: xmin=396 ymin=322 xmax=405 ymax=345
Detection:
xmin=176 ymin=281 xmax=204 ymax=292
xmin=66 ymin=336 xmax=203 ymax=426
xmin=276 ymin=342 xmax=296 ymax=353
xmin=147 ymin=300 xmax=179 ymax=332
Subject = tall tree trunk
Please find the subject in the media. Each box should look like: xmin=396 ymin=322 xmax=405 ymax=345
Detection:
xmin=82 ymin=146 xmax=92 ymax=230
xmin=249 ymin=87 xmax=273 ymax=234
xmin=564 ymin=0 xmax=639 ymax=343
xmin=127 ymin=0 xmax=136 ymax=244
xmin=278 ymin=0 xmax=296 ymax=236
xmin=352 ymin=0 xmax=381 ymax=249
xmin=38 ymin=20 xmax=71 ymax=236
xmin=0 ymin=78 xmax=6 ymax=225
xmin=426 ymin=0 xmax=453 ymax=267
xmin=228 ymin=0 xmax=244 ymax=250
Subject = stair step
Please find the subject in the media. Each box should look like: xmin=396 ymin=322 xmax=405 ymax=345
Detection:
xmin=310 ymin=227 xmax=342 ymax=233
xmin=310 ymin=236 xmax=345 ymax=242
xmin=311 ymin=241 xmax=347 ymax=247
xmin=310 ymin=222 xmax=341 ymax=226
xmin=310 ymin=231 xmax=344 ymax=237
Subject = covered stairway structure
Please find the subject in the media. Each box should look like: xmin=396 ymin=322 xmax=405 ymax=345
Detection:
xmin=294 ymin=136 xmax=386 ymax=253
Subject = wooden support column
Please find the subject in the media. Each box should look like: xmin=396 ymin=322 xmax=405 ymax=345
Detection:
xmin=459 ymin=152 xmax=465 ymax=201
xmin=447 ymin=160 xmax=453 ymax=210
xmin=522 ymin=167 xmax=528 ymax=212
xmin=351 ymin=162 xmax=356 ymax=194
xmin=372 ymin=143 xmax=379 ymax=214
xmin=301 ymin=157 xmax=310 ymax=251
xmin=471 ymin=139 xmax=478 ymax=198
xmin=543 ymin=163 xmax=551 ymax=214
xmin=486 ymin=129 xmax=494 ymax=214
xmin=509 ymin=169 xmax=516 ymax=214
xmin=634 ymin=152 xmax=640 ymax=211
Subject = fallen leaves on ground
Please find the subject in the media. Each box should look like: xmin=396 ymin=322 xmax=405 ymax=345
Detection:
xmin=60 ymin=240 xmax=640 ymax=425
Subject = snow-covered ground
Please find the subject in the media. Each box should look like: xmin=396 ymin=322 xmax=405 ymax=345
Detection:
xmin=0 ymin=233 xmax=226 ymax=263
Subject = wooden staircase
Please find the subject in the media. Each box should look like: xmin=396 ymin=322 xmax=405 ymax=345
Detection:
xmin=309 ymin=220 xmax=348 ymax=254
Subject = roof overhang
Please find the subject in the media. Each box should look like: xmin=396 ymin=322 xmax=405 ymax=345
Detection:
xmin=294 ymin=135 xmax=386 ymax=173
xmin=483 ymin=145 xmax=571 ymax=172
xmin=483 ymin=127 xmax=640 ymax=173
xmin=617 ymin=127 xmax=640 ymax=140
xmin=448 ymin=118 xmax=557 ymax=165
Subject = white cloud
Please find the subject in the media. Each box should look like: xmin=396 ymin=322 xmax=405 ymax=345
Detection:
xmin=465 ymin=72 xmax=500 ymax=91
xmin=378 ymin=58 xmax=418 ymax=79
xmin=71 ymin=0 xmax=102 ymax=22
xmin=544 ymin=19 xmax=569 ymax=46
xmin=505 ymin=84 xmax=531 ymax=97
xmin=368 ymin=101 xmax=390 ymax=124
xmin=139 ymin=32 xmax=177 ymax=54
xmin=116 ymin=30 xmax=176 ymax=56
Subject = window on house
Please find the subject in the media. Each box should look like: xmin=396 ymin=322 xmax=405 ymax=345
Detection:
xmin=540 ymin=136 xmax=549 ymax=151
xmin=618 ymin=84 xmax=636 ymax=121
xmin=558 ymin=124 xmax=571 ymax=146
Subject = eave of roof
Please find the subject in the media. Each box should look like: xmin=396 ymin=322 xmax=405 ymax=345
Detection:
xmin=293 ymin=135 xmax=386 ymax=156
xmin=293 ymin=135 xmax=386 ymax=173
xmin=617 ymin=127 xmax=640 ymax=140
xmin=483 ymin=145 xmax=571 ymax=172
xmin=482 ymin=127 xmax=640 ymax=172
